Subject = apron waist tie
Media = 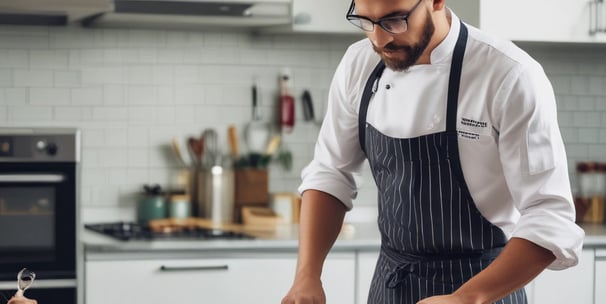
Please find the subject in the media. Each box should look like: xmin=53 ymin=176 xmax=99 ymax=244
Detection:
xmin=381 ymin=246 xmax=504 ymax=289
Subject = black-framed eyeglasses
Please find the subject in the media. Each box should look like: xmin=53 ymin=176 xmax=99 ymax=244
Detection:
xmin=345 ymin=0 xmax=423 ymax=34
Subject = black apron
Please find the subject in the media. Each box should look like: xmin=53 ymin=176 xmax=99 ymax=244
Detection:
xmin=358 ymin=22 xmax=527 ymax=304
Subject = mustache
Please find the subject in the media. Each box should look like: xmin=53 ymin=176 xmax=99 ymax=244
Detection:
xmin=374 ymin=42 xmax=412 ymax=52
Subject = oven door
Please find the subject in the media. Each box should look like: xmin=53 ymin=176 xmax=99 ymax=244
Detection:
xmin=0 ymin=162 xmax=76 ymax=281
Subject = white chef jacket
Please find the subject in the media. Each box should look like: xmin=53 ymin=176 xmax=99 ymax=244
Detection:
xmin=298 ymin=13 xmax=584 ymax=270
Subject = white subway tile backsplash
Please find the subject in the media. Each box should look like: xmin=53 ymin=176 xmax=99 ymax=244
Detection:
xmin=8 ymin=106 xmax=52 ymax=120
xmin=4 ymin=88 xmax=27 ymax=105
xmin=82 ymin=168 xmax=108 ymax=187
xmin=570 ymin=75 xmax=591 ymax=95
xmin=127 ymin=149 xmax=150 ymax=168
xmin=0 ymin=33 xmax=49 ymax=49
xmin=565 ymin=144 xmax=589 ymax=158
xmin=587 ymin=144 xmax=606 ymax=159
xmin=589 ymin=76 xmax=606 ymax=96
xmin=82 ymin=67 xmax=125 ymax=84
xmin=107 ymin=168 xmax=129 ymax=186
xmin=126 ymin=128 xmax=150 ymax=147
xmin=175 ymin=86 xmax=205 ymax=105
xmin=72 ymin=87 xmax=103 ymax=105
xmin=0 ymin=69 xmax=11 ymax=86
xmin=99 ymin=148 xmax=130 ymax=168
xmin=54 ymin=70 xmax=81 ymax=87
xmin=126 ymin=168 xmax=150 ymax=186
xmin=151 ymin=66 xmax=175 ymax=85
xmin=54 ymin=106 xmax=85 ymax=121
xmin=174 ymin=65 xmax=199 ymax=84
xmin=81 ymin=128 xmax=106 ymax=148
xmin=2 ymin=25 xmax=606 ymax=218
xmin=105 ymin=129 xmax=129 ymax=147
xmin=578 ymin=128 xmax=600 ymax=143
xmin=30 ymin=88 xmax=70 ymax=105
xmin=30 ymin=50 xmax=69 ymax=69
xmin=79 ymin=50 xmax=105 ymax=66
xmin=154 ymin=106 xmax=176 ymax=123
xmin=0 ymin=50 xmax=29 ymax=68
xmin=174 ymin=105 xmax=197 ymax=123
xmin=572 ymin=112 xmax=602 ymax=127
xmin=104 ymin=49 xmax=138 ymax=64
xmin=128 ymin=106 xmax=156 ymax=123
xmin=14 ymin=69 xmax=53 ymax=87
xmin=103 ymin=85 xmax=125 ymax=105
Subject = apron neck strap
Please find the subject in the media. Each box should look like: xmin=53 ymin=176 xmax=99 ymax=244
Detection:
xmin=358 ymin=21 xmax=469 ymax=153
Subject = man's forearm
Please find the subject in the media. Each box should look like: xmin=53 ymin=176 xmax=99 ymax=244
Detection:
xmin=454 ymin=237 xmax=556 ymax=304
xmin=295 ymin=190 xmax=347 ymax=278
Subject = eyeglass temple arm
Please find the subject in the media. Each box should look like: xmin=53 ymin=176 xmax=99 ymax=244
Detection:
xmin=346 ymin=0 xmax=355 ymax=18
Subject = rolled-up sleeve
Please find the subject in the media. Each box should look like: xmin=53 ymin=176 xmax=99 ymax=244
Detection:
xmin=495 ymin=61 xmax=584 ymax=270
xmin=297 ymin=45 xmax=370 ymax=210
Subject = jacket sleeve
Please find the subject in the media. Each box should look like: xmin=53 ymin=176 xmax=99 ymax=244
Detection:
xmin=495 ymin=60 xmax=584 ymax=270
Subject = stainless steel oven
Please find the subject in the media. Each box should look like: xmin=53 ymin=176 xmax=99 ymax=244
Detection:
xmin=0 ymin=128 xmax=79 ymax=304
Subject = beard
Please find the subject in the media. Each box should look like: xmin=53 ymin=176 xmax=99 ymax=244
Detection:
xmin=373 ymin=11 xmax=435 ymax=72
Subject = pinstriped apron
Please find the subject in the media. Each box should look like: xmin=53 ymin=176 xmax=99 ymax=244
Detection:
xmin=359 ymin=23 xmax=527 ymax=304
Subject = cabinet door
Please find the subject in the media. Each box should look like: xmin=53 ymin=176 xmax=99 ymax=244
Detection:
xmin=596 ymin=250 xmax=606 ymax=304
xmin=85 ymin=254 xmax=355 ymax=304
xmin=480 ymin=0 xmax=597 ymax=42
xmin=291 ymin=0 xmax=360 ymax=34
xmin=530 ymin=249 xmax=594 ymax=304
xmin=356 ymin=251 xmax=379 ymax=304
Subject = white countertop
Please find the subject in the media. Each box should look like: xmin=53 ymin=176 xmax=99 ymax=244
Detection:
xmin=81 ymin=222 xmax=606 ymax=254
xmin=81 ymin=222 xmax=382 ymax=254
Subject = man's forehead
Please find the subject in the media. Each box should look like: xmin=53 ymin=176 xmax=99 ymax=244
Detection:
xmin=354 ymin=0 xmax=418 ymax=17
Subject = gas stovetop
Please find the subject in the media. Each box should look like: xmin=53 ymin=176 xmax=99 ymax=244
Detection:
xmin=85 ymin=222 xmax=254 ymax=241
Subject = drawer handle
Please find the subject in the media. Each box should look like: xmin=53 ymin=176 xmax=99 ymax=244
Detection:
xmin=159 ymin=265 xmax=229 ymax=272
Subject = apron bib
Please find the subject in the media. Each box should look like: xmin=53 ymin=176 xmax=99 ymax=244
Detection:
xmin=359 ymin=22 xmax=527 ymax=304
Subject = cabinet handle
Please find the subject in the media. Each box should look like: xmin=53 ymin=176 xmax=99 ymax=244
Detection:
xmin=590 ymin=0 xmax=605 ymax=35
xmin=159 ymin=265 xmax=229 ymax=272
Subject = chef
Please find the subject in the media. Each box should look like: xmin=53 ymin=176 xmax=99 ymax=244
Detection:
xmin=281 ymin=0 xmax=584 ymax=303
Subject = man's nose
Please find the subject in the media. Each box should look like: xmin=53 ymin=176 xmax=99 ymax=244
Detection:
xmin=369 ymin=26 xmax=394 ymax=49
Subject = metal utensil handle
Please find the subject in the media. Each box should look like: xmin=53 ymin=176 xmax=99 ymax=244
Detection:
xmin=202 ymin=129 xmax=218 ymax=168
xmin=159 ymin=265 xmax=229 ymax=272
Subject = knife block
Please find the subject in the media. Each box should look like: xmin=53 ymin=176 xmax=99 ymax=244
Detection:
xmin=234 ymin=168 xmax=269 ymax=223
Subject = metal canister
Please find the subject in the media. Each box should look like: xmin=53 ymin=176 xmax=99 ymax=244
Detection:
xmin=168 ymin=194 xmax=191 ymax=219
xmin=197 ymin=165 xmax=235 ymax=226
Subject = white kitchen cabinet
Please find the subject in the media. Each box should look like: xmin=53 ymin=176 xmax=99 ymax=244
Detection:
xmin=355 ymin=249 xmax=596 ymax=304
xmin=85 ymin=252 xmax=355 ymax=304
xmin=450 ymin=0 xmax=606 ymax=43
xmin=356 ymin=251 xmax=379 ymax=304
xmin=479 ymin=0 xmax=602 ymax=43
xmin=290 ymin=0 xmax=360 ymax=34
xmin=529 ymin=249 xmax=595 ymax=304
xmin=595 ymin=249 xmax=606 ymax=304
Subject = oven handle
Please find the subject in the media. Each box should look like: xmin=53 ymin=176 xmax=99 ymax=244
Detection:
xmin=0 ymin=279 xmax=76 ymax=289
xmin=0 ymin=174 xmax=66 ymax=183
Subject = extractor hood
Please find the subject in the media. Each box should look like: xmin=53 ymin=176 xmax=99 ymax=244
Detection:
xmin=81 ymin=0 xmax=293 ymax=30
xmin=0 ymin=0 xmax=110 ymax=26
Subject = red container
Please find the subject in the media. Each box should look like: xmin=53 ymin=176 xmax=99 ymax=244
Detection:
xmin=279 ymin=73 xmax=295 ymax=133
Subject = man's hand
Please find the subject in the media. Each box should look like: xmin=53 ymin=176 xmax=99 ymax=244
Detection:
xmin=281 ymin=273 xmax=326 ymax=304
xmin=417 ymin=294 xmax=466 ymax=304
xmin=7 ymin=295 xmax=37 ymax=304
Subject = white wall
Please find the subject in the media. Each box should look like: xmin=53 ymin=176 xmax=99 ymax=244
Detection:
xmin=1 ymin=25 xmax=605 ymax=222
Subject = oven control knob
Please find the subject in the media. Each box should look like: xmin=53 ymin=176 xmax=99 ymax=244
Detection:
xmin=36 ymin=140 xmax=47 ymax=151
xmin=46 ymin=143 xmax=58 ymax=156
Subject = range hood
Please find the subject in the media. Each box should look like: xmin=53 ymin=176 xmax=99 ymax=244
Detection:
xmin=0 ymin=0 xmax=110 ymax=26
xmin=82 ymin=0 xmax=293 ymax=30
